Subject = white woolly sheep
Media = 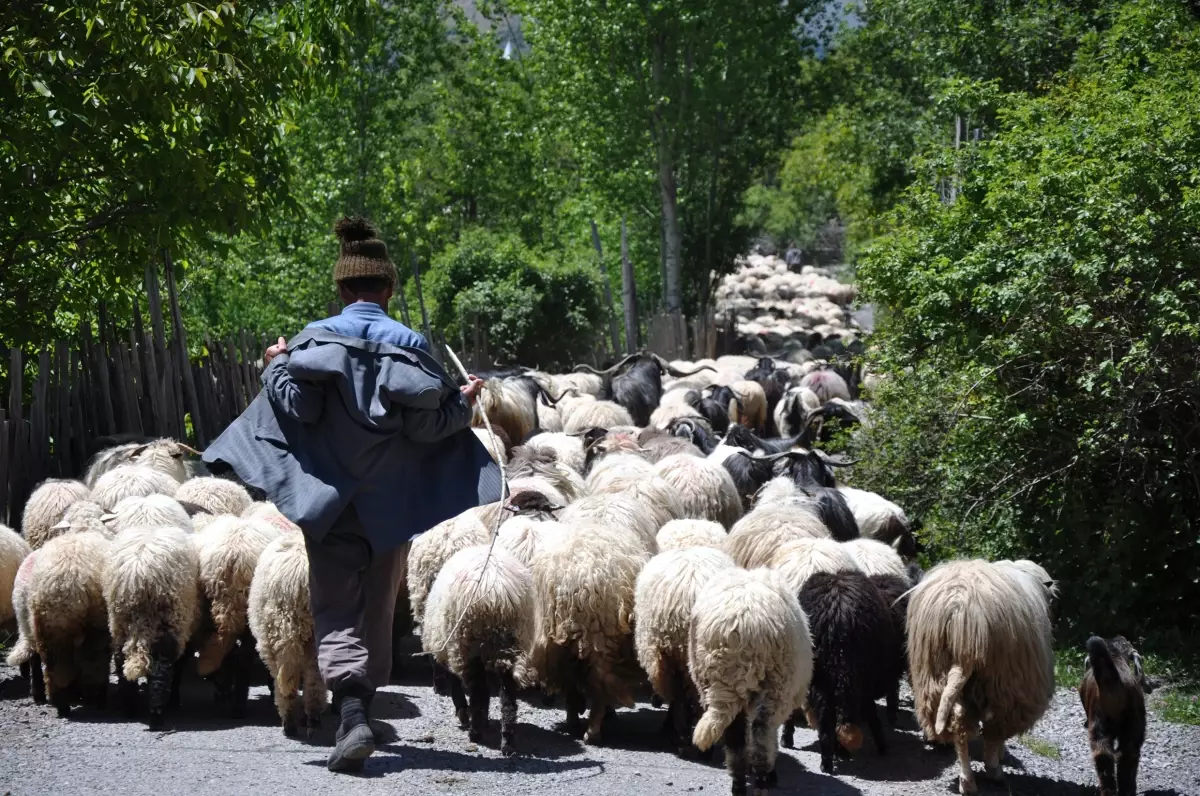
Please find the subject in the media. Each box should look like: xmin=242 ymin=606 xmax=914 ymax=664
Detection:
xmin=108 ymin=494 xmax=194 ymax=534
xmin=496 ymin=517 xmax=566 ymax=567
xmin=21 ymin=478 xmax=91 ymax=550
xmin=422 ymin=544 xmax=534 ymax=756
xmin=242 ymin=501 xmax=302 ymax=533
xmin=770 ymin=537 xmax=861 ymax=594
xmin=562 ymin=397 xmax=635 ymax=434
xmin=799 ymin=369 xmax=851 ymax=403
xmin=6 ymin=551 xmax=41 ymax=702
xmin=0 ymin=523 xmax=33 ymax=624
xmin=84 ymin=438 xmax=194 ymax=488
xmin=524 ymin=432 xmax=586 ymax=474
xmin=838 ymin=486 xmax=917 ymax=558
xmin=995 ymin=559 xmax=1059 ymax=607
xmin=529 ymin=523 xmax=650 ymax=744
xmin=634 ymin=547 xmax=736 ymax=756
xmin=52 ymin=500 xmax=109 ymax=538
xmin=723 ymin=504 xmax=830 ymax=569
xmin=727 ymin=380 xmax=768 ymax=432
xmin=248 ymin=532 xmax=325 ymax=737
xmin=474 ymin=378 xmax=537 ymax=448
xmin=93 ymin=465 xmax=179 ymax=511
xmin=174 ymin=476 xmax=253 ymax=517
xmin=907 ymin=559 xmax=1055 ymax=795
xmin=406 ymin=503 xmax=502 ymax=628
xmin=28 ymin=531 xmax=112 ymax=716
xmin=105 ymin=525 xmax=201 ymax=728
xmin=649 ymin=402 xmax=704 ymax=430
xmin=843 ymin=538 xmax=908 ymax=581
xmin=656 ymin=519 xmax=727 ymax=552
xmin=193 ymin=516 xmax=281 ymax=715
xmin=689 ymin=566 xmax=814 ymax=795
xmin=654 ymin=454 xmax=743 ymax=529
xmin=544 ymin=371 xmax=604 ymax=399
xmin=559 ymin=495 xmax=661 ymax=554
xmin=536 ymin=396 xmax=565 ymax=433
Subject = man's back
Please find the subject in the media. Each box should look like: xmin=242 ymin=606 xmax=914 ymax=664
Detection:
xmin=307 ymin=302 xmax=428 ymax=351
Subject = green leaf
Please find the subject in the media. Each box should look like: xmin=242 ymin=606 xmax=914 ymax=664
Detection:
xmin=31 ymin=79 xmax=52 ymax=97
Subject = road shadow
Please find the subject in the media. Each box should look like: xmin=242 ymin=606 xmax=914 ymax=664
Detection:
xmin=299 ymin=744 xmax=603 ymax=778
xmin=0 ymin=670 xmax=31 ymax=701
xmin=548 ymin=706 xmax=676 ymax=754
xmin=769 ymin=753 xmax=864 ymax=795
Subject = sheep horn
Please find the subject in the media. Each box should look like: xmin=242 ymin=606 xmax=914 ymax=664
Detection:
xmin=176 ymin=443 xmax=202 ymax=457
xmin=647 ymin=352 xmax=717 ymax=378
xmin=573 ymin=352 xmax=641 ymax=375
xmin=812 ymin=449 xmax=859 ymax=467
xmin=539 ymin=388 xmax=577 ymax=407
xmin=735 ymin=449 xmax=810 ymax=463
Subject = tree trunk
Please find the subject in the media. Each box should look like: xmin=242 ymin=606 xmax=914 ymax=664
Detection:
xmin=652 ymin=33 xmax=683 ymax=316
xmin=410 ymin=250 xmax=439 ymax=365
xmin=590 ymin=220 xmax=622 ymax=358
xmin=620 ymin=217 xmax=638 ymax=354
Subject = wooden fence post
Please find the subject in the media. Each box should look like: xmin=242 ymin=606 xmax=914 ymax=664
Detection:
xmin=164 ymin=250 xmax=206 ymax=446
xmin=620 ymin=216 xmax=638 ymax=354
xmin=590 ymin=220 xmax=622 ymax=357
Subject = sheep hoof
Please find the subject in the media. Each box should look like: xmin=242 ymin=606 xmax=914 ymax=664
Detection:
xmin=820 ymin=759 xmax=833 ymax=775
xmin=677 ymin=744 xmax=697 ymax=760
xmin=982 ymin=765 xmax=1004 ymax=783
xmin=283 ymin=718 xmax=299 ymax=737
xmin=583 ymin=728 xmax=602 ymax=746
xmin=54 ymin=702 xmax=72 ymax=719
xmin=468 ymin=729 xmax=483 ymax=744
xmin=500 ymin=742 xmax=517 ymax=758
xmin=958 ymin=775 xmax=978 ymax=795
xmin=650 ymin=694 xmax=664 ymax=708
xmin=456 ymin=709 xmax=470 ymax=730
xmin=147 ymin=711 xmax=164 ymax=731
xmin=765 ymin=768 xmax=777 ymax=787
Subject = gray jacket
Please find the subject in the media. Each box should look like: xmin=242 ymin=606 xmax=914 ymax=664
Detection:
xmin=202 ymin=328 xmax=502 ymax=551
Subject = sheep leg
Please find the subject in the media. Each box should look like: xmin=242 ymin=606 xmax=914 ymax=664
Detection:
xmin=448 ymin=671 xmax=470 ymax=730
xmin=749 ymin=703 xmax=778 ymax=795
xmin=432 ymin=660 xmax=452 ymax=696
xmin=955 ymin=734 xmax=977 ymax=795
xmin=1090 ymin=734 xmax=1118 ymax=796
xmin=564 ymin=683 xmax=586 ymax=737
xmin=981 ymin=739 xmax=1005 ymax=782
xmin=781 ymin=712 xmax=796 ymax=750
xmin=1116 ymin=742 xmax=1139 ymax=796
xmin=230 ymin=635 xmax=254 ymax=720
xmin=723 ymin=710 xmax=748 ymax=796
xmin=465 ymin=656 xmax=490 ymax=744
xmin=499 ymin=671 xmax=519 ymax=758
xmin=670 ymin=669 xmax=695 ymax=758
xmin=301 ymin=656 xmax=326 ymax=738
xmin=274 ymin=661 xmax=301 ymax=737
xmin=866 ymin=701 xmax=888 ymax=755
xmin=583 ymin=700 xmax=607 ymax=745
xmin=28 ymin=653 xmax=46 ymax=705
xmin=146 ymin=637 xmax=180 ymax=730
xmin=817 ymin=700 xmax=837 ymax=774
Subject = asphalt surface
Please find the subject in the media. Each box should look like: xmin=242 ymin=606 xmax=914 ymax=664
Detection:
xmin=1 ymin=649 xmax=1197 ymax=796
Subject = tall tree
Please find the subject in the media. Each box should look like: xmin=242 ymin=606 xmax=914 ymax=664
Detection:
xmin=519 ymin=0 xmax=813 ymax=314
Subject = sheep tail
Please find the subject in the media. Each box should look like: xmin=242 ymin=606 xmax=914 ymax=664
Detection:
xmin=5 ymin=637 xmax=31 ymax=667
xmin=122 ymin=638 xmax=153 ymax=682
xmin=935 ymin=663 xmax=968 ymax=736
xmin=693 ymin=700 xmax=741 ymax=751
xmin=1086 ymin=636 xmax=1118 ymax=688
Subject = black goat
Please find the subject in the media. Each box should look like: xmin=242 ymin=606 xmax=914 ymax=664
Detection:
xmin=789 ymin=571 xmax=903 ymax=774
xmin=573 ymin=352 xmax=715 ymax=427
xmin=667 ymin=417 xmax=720 ymax=455
xmin=1080 ymin=636 xmax=1151 ymax=796
xmin=740 ymin=448 xmax=860 ymax=540
xmin=689 ymin=389 xmax=732 ymax=433
xmin=743 ymin=357 xmax=792 ymax=435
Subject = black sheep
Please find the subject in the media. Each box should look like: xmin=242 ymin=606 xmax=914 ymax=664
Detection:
xmin=1080 ymin=636 xmax=1151 ymax=796
xmin=573 ymin=352 xmax=714 ymax=427
xmin=867 ymin=573 xmax=913 ymax=725
xmin=789 ymin=570 xmax=903 ymax=774
xmin=689 ymin=388 xmax=732 ymax=433
xmin=742 ymin=357 xmax=791 ymax=435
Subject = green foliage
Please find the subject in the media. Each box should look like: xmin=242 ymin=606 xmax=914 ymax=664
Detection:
xmin=425 ymin=229 xmax=605 ymax=370
xmin=852 ymin=1 xmax=1200 ymax=652
xmin=1017 ymin=735 xmax=1061 ymax=761
xmin=0 ymin=0 xmax=361 ymax=344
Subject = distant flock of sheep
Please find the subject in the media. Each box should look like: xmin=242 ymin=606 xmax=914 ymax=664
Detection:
xmin=0 ymin=352 xmax=1150 ymax=796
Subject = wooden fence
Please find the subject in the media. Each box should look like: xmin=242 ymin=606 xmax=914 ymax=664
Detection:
xmin=0 ymin=261 xmax=270 ymax=527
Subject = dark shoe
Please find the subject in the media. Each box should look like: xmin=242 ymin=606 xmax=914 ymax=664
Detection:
xmin=328 ymin=687 xmax=376 ymax=773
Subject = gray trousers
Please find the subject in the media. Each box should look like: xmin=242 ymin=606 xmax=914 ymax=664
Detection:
xmin=305 ymin=508 xmax=408 ymax=693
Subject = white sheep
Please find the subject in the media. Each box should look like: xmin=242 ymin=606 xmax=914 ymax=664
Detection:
xmin=27 ymin=531 xmax=112 ymax=716
xmin=907 ymin=559 xmax=1055 ymax=795
xmin=770 ymin=537 xmax=861 ymax=594
xmin=561 ymin=397 xmax=635 ymax=434
xmin=193 ymin=515 xmax=282 ymax=716
xmin=422 ymin=544 xmax=534 ymax=756
xmin=995 ymin=559 xmax=1059 ymax=607
xmin=559 ymin=495 xmax=660 ymax=554
xmin=496 ymin=516 xmax=566 ymax=567
xmin=242 ymin=501 xmax=302 ymax=533
xmin=248 ymin=532 xmax=326 ymax=737
xmin=93 ymin=465 xmax=179 ymax=511
xmin=689 ymin=566 xmax=814 ymax=795
xmin=649 ymin=402 xmax=704 ymax=430
xmin=21 ymin=478 xmax=91 ymax=549
xmin=0 ymin=523 xmax=33 ymax=624
xmin=654 ymin=454 xmax=743 ymax=529
xmin=842 ymin=537 xmax=908 ymax=581
xmin=475 ymin=378 xmax=537 ymax=447
xmin=406 ymin=503 xmax=502 ymax=627
xmin=529 ymin=523 xmax=651 ymax=744
xmin=84 ymin=438 xmax=193 ymax=487
xmin=108 ymin=494 xmax=194 ymax=534
xmin=105 ymin=525 xmax=201 ymax=728
xmin=838 ymin=486 xmax=915 ymax=556
xmin=634 ymin=547 xmax=736 ymax=756
xmin=523 ymin=432 xmax=586 ymax=474
xmin=723 ymin=504 xmax=829 ymax=569
xmin=174 ymin=476 xmax=253 ymax=517
xmin=656 ymin=519 xmax=727 ymax=552
xmin=52 ymin=500 xmax=110 ymax=538
xmin=799 ymin=369 xmax=851 ymax=403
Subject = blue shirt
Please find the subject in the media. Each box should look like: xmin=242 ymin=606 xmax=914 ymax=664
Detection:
xmin=307 ymin=302 xmax=429 ymax=352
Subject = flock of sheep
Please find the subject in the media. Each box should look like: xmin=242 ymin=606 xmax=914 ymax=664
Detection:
xmin=0 ymin=349 xmax=1148 ymax=796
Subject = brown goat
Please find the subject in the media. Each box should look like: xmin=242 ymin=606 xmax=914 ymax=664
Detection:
xmin=1078 ymin=635 xmax=1150 ymax=796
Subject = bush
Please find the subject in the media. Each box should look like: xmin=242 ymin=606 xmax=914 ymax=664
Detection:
xmin=425 ymin=229 xmax=606 ymax=370
xmin=852 ymin=2 xmax=1200 ymax=654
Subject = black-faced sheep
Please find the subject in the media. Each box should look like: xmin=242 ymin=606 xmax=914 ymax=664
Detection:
xmin=105 ymin=525 xmax=201 ymax=728
xmin=1079 ymin=635 xmax=1149 ymax=796
xmin=28 ymin=531 xmax=113 ymax=716
xmin=248 ymin=531 xmax=326 ymax=737
xmin=689 ymin=567 xmax=813 ymax=796
xmin=634 ymin=547 xmax=736 ymax=756
xmin=907 ymin=559 xmax=1055 ymax=795
xmin=792 ymin=570 xmax=903 ymax=773
xmin=773 ymin=386 xmax=821 ymax=439
xmin=21 ymin=479 xmax=91 ymax=549
xmin=422 ymin=545 xmax=533 ymax=756
xmin=529 ymin=523 xmax=650 ymax=744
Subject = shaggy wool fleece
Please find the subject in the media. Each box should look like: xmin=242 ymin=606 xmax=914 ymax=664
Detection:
xmin=174 ymin=477 xmax=252 ymax=518
xmin=0 ymin=524 xmax=33 ymax=624
xmin=723 ymin=504 xmax=830 ymax=568
xmin=93 ymin=466 xmax=179 ymax=512
xmin=770 ymin=537 xmax=861 ymax=595
xmin=21 ymin=479 xmax=91 ymax=549
xmin=655 ymin=519 xmax=727 ymax=553
xmin=842 ymin=538 xmax=907 ymax=580
xmin=654 ymin=454 xmax=743 ymax=529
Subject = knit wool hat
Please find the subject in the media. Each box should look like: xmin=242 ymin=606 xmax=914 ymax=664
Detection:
xmin=332 ymin=216 xmax=397 ymax=287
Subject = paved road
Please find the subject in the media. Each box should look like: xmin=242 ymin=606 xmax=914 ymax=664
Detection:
xmin=1 ymin=653 xmax=1196 ymax=796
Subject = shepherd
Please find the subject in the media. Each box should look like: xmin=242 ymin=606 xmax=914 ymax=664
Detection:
xmin=203 ymin=217 xmax=502 ymax=772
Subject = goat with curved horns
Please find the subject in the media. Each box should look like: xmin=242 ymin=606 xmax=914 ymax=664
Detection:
xmin=571 ymin=352 xmax=716 ymax=427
